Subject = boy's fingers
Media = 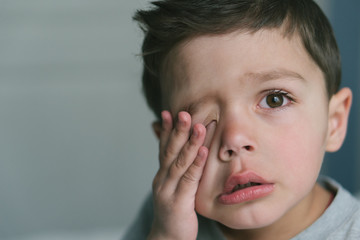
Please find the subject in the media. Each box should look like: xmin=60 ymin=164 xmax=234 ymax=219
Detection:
xmin=176 ymin=146 xmax=208 ymax=196
xmin=156 ymin=111 xmax=192 ymax=185
xmin=166 ymin=124 xmax=206 ymax=185
xmin=159 ymin=111 xmax=173 ymax=152
xmin=160 ymin=111 xmax=192 ymax=168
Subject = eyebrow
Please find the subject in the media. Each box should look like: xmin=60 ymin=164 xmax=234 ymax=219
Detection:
xmin=245 ymin=69 xmax=306 ymax=82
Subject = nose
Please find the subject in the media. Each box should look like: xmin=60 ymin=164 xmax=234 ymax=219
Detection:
xmin=218 ymin=116 xmax=256 ymax=162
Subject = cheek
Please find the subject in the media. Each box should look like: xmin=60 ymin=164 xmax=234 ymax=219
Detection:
xmin=195 ymin=149 xmax=227 ymax=214
xmin=196 ymin=160 xmax=226 ymax=200
xmin=270 ymin=114 xmax=327 ymax=186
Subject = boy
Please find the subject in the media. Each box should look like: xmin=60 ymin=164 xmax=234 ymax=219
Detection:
xmin=124 ymin=0 xmax=359 ymax=239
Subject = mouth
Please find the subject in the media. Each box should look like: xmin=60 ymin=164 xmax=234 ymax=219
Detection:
xmin=218 ymin=172 xmax=274 ymax=205
xmin=231 ymin=182 xmax=262 ymax=193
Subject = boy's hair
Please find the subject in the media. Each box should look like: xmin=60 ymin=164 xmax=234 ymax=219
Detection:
xmin=134 ymin=0 xmax=341 ymax=120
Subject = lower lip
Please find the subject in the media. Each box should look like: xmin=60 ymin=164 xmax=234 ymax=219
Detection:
xmin=218 ymin=184 xmax=275 ymax=205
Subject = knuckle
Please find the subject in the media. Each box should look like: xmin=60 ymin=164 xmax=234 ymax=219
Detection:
xmin=174 ymin=152 xmax=187 ymax=169
xmin=152 ymin=170 xmax=166 ymax=193
xmin=152 ymin=182 xmax=167 ymax=204
xmin=174 ymin=125 xmax=189 ymax=138
xmin=181 ymin=171 xmax=199 ymax=184
xmin=163 ymin=145 xmax=176 ymax=159
xmin=192 ymin=156 xmax=203 ymax=168
xmin=156 ymin=192 xmax=168 ymax=205
xmin=168 ymin=164 xmax=180 ymax=180
xmin=173 ymin=127 xmax=184 ymax=137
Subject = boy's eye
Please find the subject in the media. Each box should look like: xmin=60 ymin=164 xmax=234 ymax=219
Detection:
xmin=259 ymin=91 xmax=292 ymax=109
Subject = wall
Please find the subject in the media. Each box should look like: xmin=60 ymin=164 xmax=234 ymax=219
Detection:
xmin=358 ymin=22 xmax=360 ymax=191
xmin=322 ymin=0 xmax=360 ymax=193
xmin=0 ymin=0 xmax=158 ymax=238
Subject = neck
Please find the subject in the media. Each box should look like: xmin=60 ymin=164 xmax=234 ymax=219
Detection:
xmin=218 ymin=183 xmax=333 ymax=240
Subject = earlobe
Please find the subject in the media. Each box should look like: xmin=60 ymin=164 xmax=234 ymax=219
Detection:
xmin=152 ymin=121 xmax=162 ymax=140
xmin=326 ymin=87 xmax=352 ymax=152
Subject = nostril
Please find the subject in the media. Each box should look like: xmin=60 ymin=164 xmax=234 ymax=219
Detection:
xmin=227 ymin=150 xmax=234 ymax=156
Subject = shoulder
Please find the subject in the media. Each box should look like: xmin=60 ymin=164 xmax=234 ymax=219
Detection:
xmin=309 ymin=177 xmax=360 ymax=239
xmin=121 ymin=193 xmax=154 ymax=240
xmin=328 ymin=178 xmax=360 ymax=239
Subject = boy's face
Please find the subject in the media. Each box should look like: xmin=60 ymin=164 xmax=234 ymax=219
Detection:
xmin=163 ymin=30 xmax=331 ymax=229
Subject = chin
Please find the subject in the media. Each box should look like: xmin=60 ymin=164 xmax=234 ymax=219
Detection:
xmin=217 ymin=214 xmax=279 ymax=230
xmin=196 ymin=200 xmax=286 ymax=230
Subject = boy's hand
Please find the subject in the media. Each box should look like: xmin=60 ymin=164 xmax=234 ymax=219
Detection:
xmin=148 ymin=111 xmax=208 ymax=240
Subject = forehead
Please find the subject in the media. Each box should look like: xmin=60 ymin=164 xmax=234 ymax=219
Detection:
xmin=162 ymin=29 xmax=324 ymax=110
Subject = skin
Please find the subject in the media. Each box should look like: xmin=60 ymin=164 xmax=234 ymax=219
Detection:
xmin=149 ymin=29 xmax=352 ymax=240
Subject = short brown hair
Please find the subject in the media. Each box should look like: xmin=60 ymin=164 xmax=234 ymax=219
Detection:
xmin=133 ymin=0 xmax=341 ymax=120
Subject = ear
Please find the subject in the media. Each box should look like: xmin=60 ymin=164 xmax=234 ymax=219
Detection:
xmin=152 ymin=121 xmax=162 ymax=140
xmin=326 ymin=87 xmax=352 ymax=152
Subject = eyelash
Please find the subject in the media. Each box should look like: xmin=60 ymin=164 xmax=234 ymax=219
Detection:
xmin=258 ymin=89 xmax=296 ymax=110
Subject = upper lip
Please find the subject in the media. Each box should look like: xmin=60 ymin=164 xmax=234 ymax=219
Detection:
xmin=222 ymin=171 xmax=272 ymax=194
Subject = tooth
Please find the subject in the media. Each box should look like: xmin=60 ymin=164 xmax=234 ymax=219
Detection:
xmin=233 ymin=184 xmax=242 ymax=192
xmin=232 ymin=182 xmax=262 ymax=193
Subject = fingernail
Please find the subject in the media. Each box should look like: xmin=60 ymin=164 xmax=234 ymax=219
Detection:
xmin=198 ymin=147 xmax=207 ymax=158
xmin=161 ymin=111 xmax=166 ymax=120
xmin=198 ymin=149 xmax=204 ymax=157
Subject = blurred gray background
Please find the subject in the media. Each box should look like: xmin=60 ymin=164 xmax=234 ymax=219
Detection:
xmin=0 ymin=0 xmax=359 ymax=239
